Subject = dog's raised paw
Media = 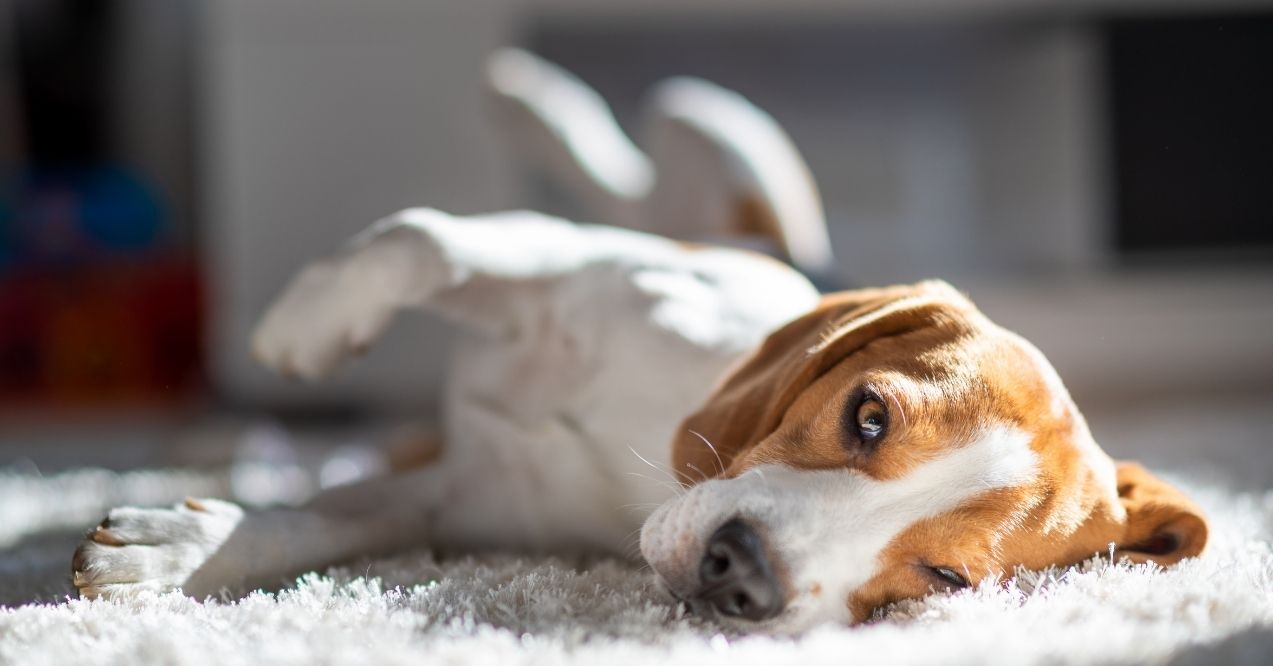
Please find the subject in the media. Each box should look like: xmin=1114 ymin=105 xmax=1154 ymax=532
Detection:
xmin=72 ymin=498 xmax=244 ymax=600
xmin=250 ymin=255 xmax=402 ymax=381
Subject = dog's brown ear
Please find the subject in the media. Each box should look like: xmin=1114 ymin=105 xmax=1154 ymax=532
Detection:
xmin=1114 ymin=462 xmax=1208 ymax=565
xmin=671 ymin=280 xmax=972 ymax=484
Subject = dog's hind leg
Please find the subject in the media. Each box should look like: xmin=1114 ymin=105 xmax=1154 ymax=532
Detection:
xmin=485 ymin=48 xmax=836 ymax=283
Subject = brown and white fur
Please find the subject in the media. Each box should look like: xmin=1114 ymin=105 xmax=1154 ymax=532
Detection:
xmin=71 ymin=50 xmax=1205 ymax=633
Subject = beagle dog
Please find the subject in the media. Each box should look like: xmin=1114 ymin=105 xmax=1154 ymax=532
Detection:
xmin=71 ymin=51 xmax=1206 ymax=633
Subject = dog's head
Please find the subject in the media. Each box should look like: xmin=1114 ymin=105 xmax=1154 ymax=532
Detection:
xmin=640 ymin=280 xmax=1206 ymax=632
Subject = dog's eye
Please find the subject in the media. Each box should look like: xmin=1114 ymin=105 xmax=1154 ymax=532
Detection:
xmin=843 ymin=389 xmax=891 ymax=451
xmin=854 ymin=396 xmax=888 ymax=441
xmin=927 ymin=566 xmax=969 ymax=590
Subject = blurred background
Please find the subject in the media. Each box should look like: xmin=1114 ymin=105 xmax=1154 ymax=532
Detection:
xmin=1 ymin=0 xmax=1271 ymax=494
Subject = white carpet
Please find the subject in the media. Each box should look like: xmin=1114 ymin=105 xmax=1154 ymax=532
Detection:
xmin=1 ymin=465 xmax=1271 ymax=665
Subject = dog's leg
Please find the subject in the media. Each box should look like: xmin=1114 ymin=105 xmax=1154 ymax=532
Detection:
xmin=72 ymin=466 xmax=453 ymax=600
xmin=484 ymin=48 xmax=836 ymax=282
xmin=485 ymin=48 xmax=651 ymax=229
xmin=251 ymin=207 xmax=692 ymax=380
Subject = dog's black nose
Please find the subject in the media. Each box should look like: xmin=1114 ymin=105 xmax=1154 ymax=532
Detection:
xmin=696 ymin=518 xmax=784 ymax=621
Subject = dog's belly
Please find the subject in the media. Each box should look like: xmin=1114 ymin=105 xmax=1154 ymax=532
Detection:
xmin=430 ymin=260 xmax=816 ymax=553
xmin=434 ymin=312 xmax=736 ymax=552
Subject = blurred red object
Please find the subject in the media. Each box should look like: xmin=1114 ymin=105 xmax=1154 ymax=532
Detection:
xmin=0 ymin=255 xmax=205 ymax=410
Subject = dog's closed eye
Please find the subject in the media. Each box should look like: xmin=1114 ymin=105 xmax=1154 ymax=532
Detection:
xmin=925 ymin=565 xmax=969 ymax=590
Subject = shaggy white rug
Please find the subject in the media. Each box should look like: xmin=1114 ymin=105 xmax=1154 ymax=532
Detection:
xmin=1 ymin=465 xmax=1271 ymax=665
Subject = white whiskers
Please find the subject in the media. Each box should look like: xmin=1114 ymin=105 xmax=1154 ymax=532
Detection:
xmin=626 ymin=446 xmax=686 ymax=494
xmin=684 ymin=462 xmax=711 ymax=483
xmin=886 ymin=392 xmax=908 ymax=428
xmin=624 ymin=472 xmax=683 ymax=497
xmin=687 ymin=429 xmax=726 ymax=476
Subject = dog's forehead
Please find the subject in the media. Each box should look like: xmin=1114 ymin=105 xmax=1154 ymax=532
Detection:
xmin=854 ymin=330 xmax=1051 ymax=428
xmin=902 ymin=321 xmax=1076 ymax=427
xmin=756 ymin=316 xmax=1086 ymax=484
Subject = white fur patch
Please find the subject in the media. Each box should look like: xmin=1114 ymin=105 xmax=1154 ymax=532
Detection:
xmin=641 ymin=425 xmax=1039 ymax=631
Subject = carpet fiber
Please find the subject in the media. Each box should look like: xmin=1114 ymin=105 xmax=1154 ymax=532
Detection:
xmin=1 ymin=466 xmax=1271 ymax=665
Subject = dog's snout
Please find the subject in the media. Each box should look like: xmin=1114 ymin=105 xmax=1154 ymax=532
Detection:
xmin=695 ymin=518 xmax=784 ymax=621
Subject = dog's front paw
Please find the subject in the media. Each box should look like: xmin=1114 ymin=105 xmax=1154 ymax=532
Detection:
xmin=72 ymin=498 xmax=243 ymax=600
xmin=251 ymin=252 xmax=405 ymax=380
xmin=252 ymin=217 xmax=453 ymax=381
